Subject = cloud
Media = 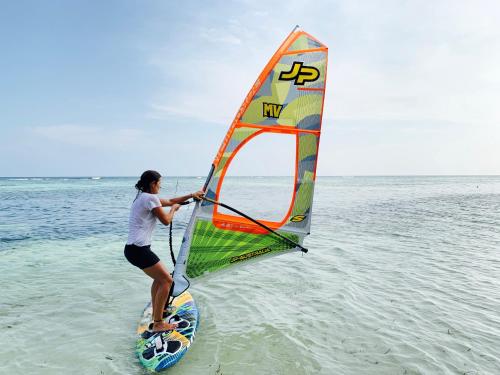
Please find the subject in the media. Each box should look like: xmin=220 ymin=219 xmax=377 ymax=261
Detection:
xmin=327 ymin=0 xmax=500 ymax=126
xmin=32 ymin=125 xmax=146 ymax=150
xmin=148 ymin=56 xmax=263 ymax=126
xmin=147 ymin=1 xmax=500 ymax=128
xmin=199 ymin=27 xmax=242 ymax=45
xmin=147 ymin=102 xmax=225 ymax=124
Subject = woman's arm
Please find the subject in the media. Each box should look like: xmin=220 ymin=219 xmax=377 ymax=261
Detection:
xmin=152 ymin=204 xmax=181 ymax=225
xmin=160 ymin=194 xmax=192 ymax=207
xmin=160 ymin=191 xmax=204 ymax=206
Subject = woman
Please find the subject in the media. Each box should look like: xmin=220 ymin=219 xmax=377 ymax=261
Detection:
xmin=124 ymin=170 xmax=203 ymax=332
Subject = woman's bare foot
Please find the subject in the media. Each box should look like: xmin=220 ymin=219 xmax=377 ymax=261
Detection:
xmin=152 ymin=321 xmax=178 ymax=332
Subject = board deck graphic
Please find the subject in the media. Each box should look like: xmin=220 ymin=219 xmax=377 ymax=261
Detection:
xmin=136 ymin=291 xmax=199 ymax=372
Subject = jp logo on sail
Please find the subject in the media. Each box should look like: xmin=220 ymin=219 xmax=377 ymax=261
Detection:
xmin=279 ymin=62 xmax=320 ymax=85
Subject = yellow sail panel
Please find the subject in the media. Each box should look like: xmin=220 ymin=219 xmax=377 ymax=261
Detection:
xmin=239 ymin=51 xmax=327 ymax=128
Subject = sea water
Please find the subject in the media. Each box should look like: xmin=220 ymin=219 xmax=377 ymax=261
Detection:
xmin=0 ymin=176 xmax=499 ymax=374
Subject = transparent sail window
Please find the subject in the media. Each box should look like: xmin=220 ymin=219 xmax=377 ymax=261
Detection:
xmin=217 ymin=132 xmax=296 ymax=223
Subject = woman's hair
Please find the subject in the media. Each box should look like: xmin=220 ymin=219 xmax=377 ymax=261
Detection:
xmin=135 ymin=170 xmax=162 ymax=194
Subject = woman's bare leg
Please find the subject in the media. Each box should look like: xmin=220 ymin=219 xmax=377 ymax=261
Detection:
xmin=143 ymin=261 xmax=176 ymax=331
xmin=151 ymin=279 xmax=170 ymax=317
xmin=151 ymin=279 xmax=160 ymax=307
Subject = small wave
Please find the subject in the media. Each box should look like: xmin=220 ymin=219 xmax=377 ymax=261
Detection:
xmin=0 ymin=235 xmax=31 ymax=243
xmin=8 ymin=178 xmax=29 ymax=181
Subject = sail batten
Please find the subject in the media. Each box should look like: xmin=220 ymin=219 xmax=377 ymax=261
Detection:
xmin=283 ymin=47 xmax=328 ymax=56
xmin=172 ymin=29 xmax=328 ymax=297
xmin=235 ymin=122 xmax=321 ymax=134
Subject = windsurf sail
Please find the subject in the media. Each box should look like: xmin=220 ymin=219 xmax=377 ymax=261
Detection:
xmin=172 ymin=27 xmax=328 ymax=296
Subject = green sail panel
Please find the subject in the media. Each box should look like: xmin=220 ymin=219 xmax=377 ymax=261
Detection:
xmin=186 ymin=219 xmax=299 ymax=278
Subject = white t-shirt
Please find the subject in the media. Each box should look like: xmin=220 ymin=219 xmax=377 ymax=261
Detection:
xmin=127 ymin=192 xmax=162 ymax=246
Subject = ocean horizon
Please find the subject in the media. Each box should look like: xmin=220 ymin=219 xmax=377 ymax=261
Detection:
xmin=2 ymin=175 xmax=500 ymax=178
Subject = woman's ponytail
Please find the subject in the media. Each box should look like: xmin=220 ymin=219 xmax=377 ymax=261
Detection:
xmin=135 ymin=179 xmax=146 ymax=192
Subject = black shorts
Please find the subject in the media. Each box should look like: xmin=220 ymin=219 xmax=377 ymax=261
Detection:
xmin=124 ymin=244 xmax=160 ymax=269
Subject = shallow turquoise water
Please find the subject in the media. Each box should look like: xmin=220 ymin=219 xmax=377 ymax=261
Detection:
xmin=1 ymin=176 xmax=499 ymax=374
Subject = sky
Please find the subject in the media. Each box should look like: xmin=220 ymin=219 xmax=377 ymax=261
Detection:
xmin=1 ymin=0 xmax=499 ymax=176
